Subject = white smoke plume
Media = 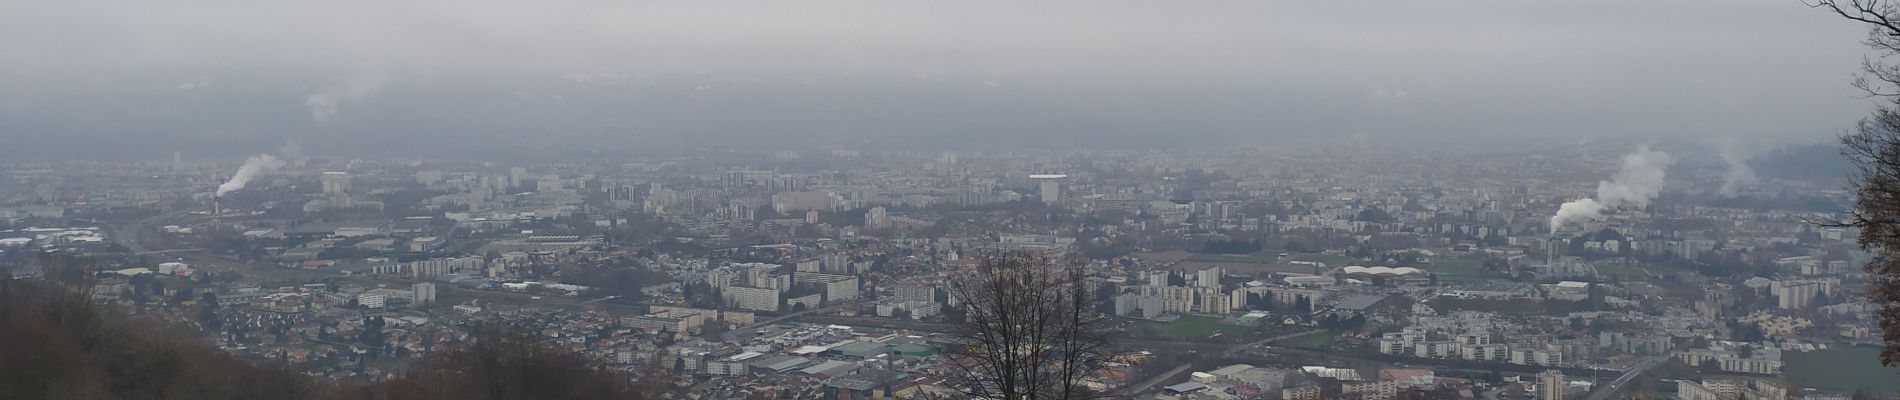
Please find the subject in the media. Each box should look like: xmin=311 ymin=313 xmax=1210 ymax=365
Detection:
xmin=216 ymin=154 xmax=286 ymax=196
xmin=1717 ymin=142 xmax=1758 ymax=197
xmin=1550 ymin=146 xmax=1675 ymax=232
xmin=304 ymin=72 xmax=387 ymax=122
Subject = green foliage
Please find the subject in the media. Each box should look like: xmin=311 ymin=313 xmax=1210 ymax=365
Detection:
xmin=560 ymin=265 xmax=671 ymax=302
xmin=1275 ymin=330 xmax=1335 ymax=349
xmin=0 ymin=270 xmax=659 ymax=400
xmin=383 ymin=323 xmax=652 ymax=400
xmin=0 ymin=279 xmax=318 ymax=400
xmin=1154 ymin=315 xmax=1247 ymax=338
xmin=1200 ymin=239 xmax=1264 ymax=254
xmin=1355 ymin=207 xmax=1394 ymax=222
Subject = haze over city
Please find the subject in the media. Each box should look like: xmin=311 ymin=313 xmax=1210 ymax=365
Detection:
xmin=8 ymin=1 xmax=1900 ymax=400
xmin=0 ymin=0 xmax=1882 ymax=158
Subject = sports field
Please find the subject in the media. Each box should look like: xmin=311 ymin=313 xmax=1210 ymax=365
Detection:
xmin=1157 ymin=315 xmax=1248 ymax=338
xmin=1274 ymin=329 xmax=1335 ymax=349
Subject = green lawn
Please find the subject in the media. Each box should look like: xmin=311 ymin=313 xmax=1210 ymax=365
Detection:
xmin=1784 ymin=346 xmax=1900 ymax=394
xmin=1274 ymin=329 xmax=1335 ymax=349
xmin=1421 ymin=258 xmax=1486 ymax=277
xmin=1156 ymin=315 xmax=1248 ymax=338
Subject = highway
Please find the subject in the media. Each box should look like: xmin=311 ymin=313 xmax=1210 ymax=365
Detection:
xmin=1583 ymin=357 xmax=1666 ymax=400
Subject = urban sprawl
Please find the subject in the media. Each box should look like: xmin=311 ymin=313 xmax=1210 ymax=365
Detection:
xmin=0 ymin=143 xmax=1878 ymax=399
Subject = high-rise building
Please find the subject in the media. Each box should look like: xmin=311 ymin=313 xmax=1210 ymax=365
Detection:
xmin=1196 ymin=266 xmax=1223 ymax=289
xmin=723 ymin=286 xmax=781 ymax=312
xmin=706 ymin=268 xmax=737 ymax=293
xmin=865 ymin=206 xmax=890 ymax=230
xmin=894 ymin=285 xmax=936 ymax=304
xmin=416 ymin=170 xmax=443 ymax=185
xmin=321 ymin=172 xmax=352 ymax=196
xmin=1537 ymin=370 xmax=1565 ymax=400
xmin=795 ymin=272 xmax=860 ymax=304
xmin=1282 ymin=386 xmax=1321 ymax=400
xmin=822 ymin=253 xmax=851 ymax=273
xmin=412 ymin=282 xmax=437 ymax=306
xmin=1030 ymin=174 xmax=1066 ymax=204
xmin=357 ymin=292 xmax=387 ymax=309
xmin=796 ymin=259 xmax=823 ymax=273
xmin=1770 ymin=278 xmax=1835 ymax=309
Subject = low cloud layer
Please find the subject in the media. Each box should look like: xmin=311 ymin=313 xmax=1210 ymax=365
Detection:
xmin=0 ymin=0 xmax=1883 ymax=157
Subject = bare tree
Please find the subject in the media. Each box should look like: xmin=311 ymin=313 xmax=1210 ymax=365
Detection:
xmin=382 ymin=322 xmax=653 ymax=400
xmin=1814 ymin=1 xmax=1900 ymax=94
xmin=1812 ymin=0 xmax=1900 ymax=366
xmin=944 ymin=250 xmax=1114 ymax=400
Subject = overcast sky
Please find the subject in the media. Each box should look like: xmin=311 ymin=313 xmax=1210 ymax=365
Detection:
xmin=0 ymin=0 xmax=1883 ymax=158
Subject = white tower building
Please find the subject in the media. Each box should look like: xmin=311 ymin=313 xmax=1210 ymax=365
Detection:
xmin=1030 ymin=174 xmax=1067 ymax=204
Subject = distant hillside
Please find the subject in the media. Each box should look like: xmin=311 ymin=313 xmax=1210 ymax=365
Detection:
xmin=1748 ymin=143 xmax=1853 ymax=180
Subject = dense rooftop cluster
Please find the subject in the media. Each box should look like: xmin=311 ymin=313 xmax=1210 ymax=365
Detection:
xmin=0 ymin=143 xmax=1888 ymax=399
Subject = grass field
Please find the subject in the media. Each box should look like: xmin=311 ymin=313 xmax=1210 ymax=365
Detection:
xmin=1274 ymin=329 xmax=1335 ymax=349
xmin=1784 ymin=346 xmax=1900 ymax=394
xmin=1421 ymin=258 xmax=1486 ymax=277
xmin=1156 ymin=315 xmax=1249 ymax=338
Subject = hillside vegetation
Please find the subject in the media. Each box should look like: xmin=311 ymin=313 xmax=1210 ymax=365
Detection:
xmin=0 ymin=276 xmax=654 ymax=400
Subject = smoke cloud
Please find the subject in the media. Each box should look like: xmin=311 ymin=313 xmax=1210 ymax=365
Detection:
xmin=304 ymin=73 xmax=387 ymax=122
xmin=216 ymin=154 xmax=287 ymax=196
xmin=1717 ymin=142 xmax=1758 ymax=197
xmin=1549 ymin=146 xmax=1675 ymax=232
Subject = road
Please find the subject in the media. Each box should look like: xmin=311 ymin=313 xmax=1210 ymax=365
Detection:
xmin=1120 ymin=363 xmax=1194 ymax=395
xmin=1583 ymin=357 xmax=1666 ymax=400
xmin=1222 ymin=329 xmax=1325 ymax=356
xmin=789 ymin=315 xmax=1329 ymax=395
xmin=789 ymin=316 xmax=1643 ymax=394
xmin=791 ymin=315 xmax=1326 ymax=354
xmin=740 ymin=299 xmax=873 ymax=329
xmin=1114 ymin=328 xmax=1323 ymax=395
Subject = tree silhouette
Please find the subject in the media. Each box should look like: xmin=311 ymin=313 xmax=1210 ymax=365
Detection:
xmin=1811 ymin=0 xmax=1900 ymax=366
xmin=1 ymin=253 xmax=661 ymax=400
xmin=383 ymin=323 xmax=655 ymax=400
xmin=944 ymin=251 xmax=1113 ymax=400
